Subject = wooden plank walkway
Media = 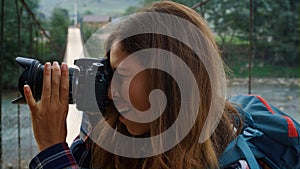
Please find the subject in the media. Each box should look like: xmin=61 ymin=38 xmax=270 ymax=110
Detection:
xmin=64 ymin=26 xmax=84 ymax=145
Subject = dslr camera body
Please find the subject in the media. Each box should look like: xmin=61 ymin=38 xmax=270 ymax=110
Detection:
xmin=12 ymin=57 xmax=113 ymax=113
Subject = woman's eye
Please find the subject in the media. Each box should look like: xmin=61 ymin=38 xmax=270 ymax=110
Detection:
xmin=115 ymin=68 xmax=132 ymax=78
xmin=112 ymin=71 xmax=126 ymax=84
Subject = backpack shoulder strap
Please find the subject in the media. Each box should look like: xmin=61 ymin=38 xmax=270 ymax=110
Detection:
xmin=219 ymin=134 xmax=261 ymax=168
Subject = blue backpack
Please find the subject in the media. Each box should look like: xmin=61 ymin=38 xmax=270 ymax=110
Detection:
xmin=219 ymin=94 xmax=300 ymax=169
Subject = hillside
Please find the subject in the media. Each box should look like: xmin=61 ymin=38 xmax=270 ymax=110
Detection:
xmin=38 ymin=0 xmax=139 ymax=18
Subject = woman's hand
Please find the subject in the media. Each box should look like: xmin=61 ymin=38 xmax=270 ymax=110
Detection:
xmin=24 ymin=61 xmax=69 ymax=151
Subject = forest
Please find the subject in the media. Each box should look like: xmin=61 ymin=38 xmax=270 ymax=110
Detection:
xmin=1 ymin=0 xmax=299 ymax=89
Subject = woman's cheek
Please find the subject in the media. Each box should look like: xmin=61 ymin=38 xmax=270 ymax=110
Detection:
xmin=129 ymin=73 xmax=151 ymax=112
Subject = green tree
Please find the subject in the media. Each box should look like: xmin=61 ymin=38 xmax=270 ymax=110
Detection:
xmin=251 ymin=0 xmax=299 ymax=66
xmin=1 ymin=0 xmax=40 ymax=88
xmin=205 ymin=0 xmax=299 ymax=67
xmin=1 ymin=1 xmax=71 ymax=89
xmin=203 ymin=0 xmax=249 ymax=62
xmin=124 ymin=0 xmax=299 ymax=75
xmin=47 ymin=7 xmax=70 ymax=62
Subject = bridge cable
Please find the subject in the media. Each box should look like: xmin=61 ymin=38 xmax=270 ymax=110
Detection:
xmin=248 ymin=0 xmax=253 ymax=94
xmin=15 ymin=0 xmax=22 ymax=168
xmin=0 ymin=0 xmax=4 ymax=166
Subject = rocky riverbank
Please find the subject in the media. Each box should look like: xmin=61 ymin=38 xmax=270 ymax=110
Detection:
xmin=227 ymin=78 xmax=300 ymax=87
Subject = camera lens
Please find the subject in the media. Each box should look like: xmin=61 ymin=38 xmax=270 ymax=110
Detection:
xmin=13 ymin=56 xmax=112 ymax=113
xmin=12 ymin=57 xmax=76 ymax=104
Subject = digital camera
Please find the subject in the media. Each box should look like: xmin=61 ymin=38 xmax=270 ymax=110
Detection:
xmin=12 ymin=57 xmax=113 ymax=113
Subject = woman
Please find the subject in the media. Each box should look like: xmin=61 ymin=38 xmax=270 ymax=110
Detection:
xmin=25 ymin=1 xmax=246 ymax=169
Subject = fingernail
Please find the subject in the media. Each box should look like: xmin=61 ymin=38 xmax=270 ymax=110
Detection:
xmin=53 ymin=61 xmax=59 ymax=66
xmin=24 ymin=85 xmax=30 ymax=92
xmin=45 ymin=62 xmax=51 ymax=70
xmin=61 ymin=63 xmax=67 ymax=71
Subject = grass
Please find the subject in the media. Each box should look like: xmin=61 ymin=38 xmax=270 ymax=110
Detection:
xmin=227 ymin=60 xmax=300 ymax=78
xmin=215 ymin=35 xmax=249 ymax=46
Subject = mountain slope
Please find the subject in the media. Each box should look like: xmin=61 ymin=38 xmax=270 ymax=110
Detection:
xmin=38 ymin=0 xmax=139 ymax=18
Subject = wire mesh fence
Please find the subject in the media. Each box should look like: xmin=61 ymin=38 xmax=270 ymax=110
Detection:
xmin=1 ymin=79 xmax=299 ymax=169
xmin=2 ymin=90 xmax=38 ymax=169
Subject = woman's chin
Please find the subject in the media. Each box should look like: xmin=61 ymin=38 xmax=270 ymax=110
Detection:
xmin=119 ymin=116 xmax=150 ymax=136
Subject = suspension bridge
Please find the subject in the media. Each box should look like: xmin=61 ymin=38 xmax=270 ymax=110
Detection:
xmin=0 ymin=0 xmax=269 ymax=168
xmin=64 ymin=26 xmax=84 ymax=145
xmin=0 ymin=0 xmax=86 ymax=167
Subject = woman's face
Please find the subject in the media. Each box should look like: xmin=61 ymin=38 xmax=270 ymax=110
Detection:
xmin=108 ymin=43 xmax=151 ymax=136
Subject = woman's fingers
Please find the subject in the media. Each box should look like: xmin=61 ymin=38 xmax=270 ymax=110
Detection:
xmin=51 ymin=61 xmax=61 ymax=100
xmin=60 ymin=63 xmax=69 ymax=104
xmin=41 ymin=61 xmax=67 ymax=104
xmin=23 ymin=85 xmax=37 ymax=113
xmin=41 ymin=62 xmax=51 ymax=102
xmin=25 ymin=61 xmax=69 ymax=151
xmin=26 ymin=61 xmax=68 ymax=109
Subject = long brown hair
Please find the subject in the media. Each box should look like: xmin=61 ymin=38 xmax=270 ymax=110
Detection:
xmin=90 ymin=1 xmax=241 ymax=169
